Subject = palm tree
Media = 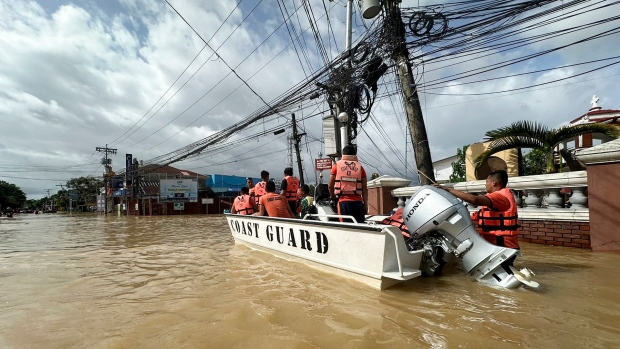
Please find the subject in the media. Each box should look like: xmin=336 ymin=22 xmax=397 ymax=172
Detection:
xmin=475 ymin=121 xmax=620 ymax=173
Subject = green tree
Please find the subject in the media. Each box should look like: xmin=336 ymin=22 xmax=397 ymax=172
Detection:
xmin=475 ymin=121 xmax=620 ymax=173
xmin=50 ymin=190 xmax=68 ymax=211
xmin=0 ymin=181 xmax=27 ymax=209
xmin=449 ymin=145 xmax=469 ymax=183
xmin=25 ymin=198 xmax=46 ymax=210
xmin=370 ymin=172 xmax=380 ymax=180
xmin=66 ymin=177 xmax=103 ymax=204
xmin=523 ymin=149 xmax=547 ymax=176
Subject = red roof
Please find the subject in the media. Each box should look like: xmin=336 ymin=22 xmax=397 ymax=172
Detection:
xmin=138 ymin=164 xmax=204 ymax=178
xmin=570 ymin=108 xmax=620 ymax=124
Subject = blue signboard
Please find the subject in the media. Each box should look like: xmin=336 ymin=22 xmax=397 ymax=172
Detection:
xmin=206 ymin=174 xmax=260 ymax=193
xmin=68 ymin=189 xmax=79 ymax=200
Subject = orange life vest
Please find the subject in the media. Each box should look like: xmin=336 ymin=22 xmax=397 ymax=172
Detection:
xmin=283 ymin=176 xmax=300 ymax=201
xmin=475 ymin=188 xmax=520 ymax=248
xmin=252 ymin=181 xmax=267 ymax=203
xmin=233 ymin=194 xmax=255 ymax=215
xmin=334 ymin=157 xmax=363 ymax=197
xmin=261 ymin=192 xmax=292 ymax=218
xmin=381 ymin=208 xmax=411 ymax=238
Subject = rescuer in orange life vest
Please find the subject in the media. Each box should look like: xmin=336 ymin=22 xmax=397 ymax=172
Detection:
xmin=281 ymin=167 xmax=300 ymax=218
xmin=231 ymin=187 xmax=257 ymax=215
xmin=381 ymin=207 xmax=412 ymax=240
xmin=434 ymin=170 xmax=520 ymax=264
xmin=250 ymin=170 xmax=269 ymax=214
xmin=328 ymin=144 xmax=368 ymax=223
xmin=254 ymin=181 xmax=295 ymax=218
xmin=383 ymin=170 xmax=520 ymax=264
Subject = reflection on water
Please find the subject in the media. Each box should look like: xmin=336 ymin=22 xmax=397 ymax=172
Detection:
xmin=1 ymin=214 xmax=620 ymax=348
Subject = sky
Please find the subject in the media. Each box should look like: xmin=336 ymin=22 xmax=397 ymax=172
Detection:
xmin=1 ymin=0 xmax=619 ymax=199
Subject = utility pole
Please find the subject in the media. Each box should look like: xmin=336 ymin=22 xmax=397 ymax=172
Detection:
xmin=383 ymin=1 xmax=435 ymax=185
xmin=55 ymin=184 xmax=66 ymax=212
xmin=96 ymin=144 xmax=117 ymax=215
xmin=287 ymin=135 xmax=294 ymax=169
xmin=291 ymin=113 xmax=306 ymax=185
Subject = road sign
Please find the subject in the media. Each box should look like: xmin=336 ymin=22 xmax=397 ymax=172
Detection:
xmin=315 ymin=158 xmax=333 ymax=171
xmin=174 ymin=202 xmax=185 ymax=210
xmin=202 ymin=198 xmax=214 ymax=204
xmin=125 ymin=154 xmax=132 ymax=186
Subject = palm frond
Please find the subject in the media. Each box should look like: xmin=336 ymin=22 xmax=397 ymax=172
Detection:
xmin=551 ymin=123 xmax=620 ymax=146
xmin=474 ymin=136 xmax=544 ymax=165
xmin=484 ymin=120 xmax=550 ymax=143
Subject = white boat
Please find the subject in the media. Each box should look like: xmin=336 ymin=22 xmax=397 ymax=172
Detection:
xmin=226 ymin=212 xmax=423 ymax=290
xmin=226 ymin=185 xmax=539 ymax=290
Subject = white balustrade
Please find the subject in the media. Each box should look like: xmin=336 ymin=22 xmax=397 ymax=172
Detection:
xmin=569 ymin=188 xmax=588 ymax=209
xmin=523 ymin=190 xmax=541 ymax=209
xmin=389 ymin=171 xmax=589 ymax=222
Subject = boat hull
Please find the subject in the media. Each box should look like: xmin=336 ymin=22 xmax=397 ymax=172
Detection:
xmin=226 ymin=214 xmax=423 ymax=289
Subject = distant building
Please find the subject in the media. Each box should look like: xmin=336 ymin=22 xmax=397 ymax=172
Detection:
xmin=138 ymin=164 xmax=208 ymax=198
xmin=206 ymin=174 xmax=261 ymax=195
xmin=432 ymin=155 xmax=458 ymax=183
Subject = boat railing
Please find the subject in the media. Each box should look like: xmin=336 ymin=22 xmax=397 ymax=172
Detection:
xmin=382 ymin=227 xmax=405 ymax=277
xmin=302 ymin=213 xmax=359 ymax=223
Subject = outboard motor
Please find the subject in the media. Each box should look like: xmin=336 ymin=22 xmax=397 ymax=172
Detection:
xmin=402 ymin=185 xmax=538 ymax=289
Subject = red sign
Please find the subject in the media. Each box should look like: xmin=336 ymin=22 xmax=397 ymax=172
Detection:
xmin=315 ymin=158 xmax=333 ymax=171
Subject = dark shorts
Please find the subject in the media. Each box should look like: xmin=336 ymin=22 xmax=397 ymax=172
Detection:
xmin=338 ymin=201 xmax=365 ymax=223
xmin=288 ymin=201 xmax=297 ymax=217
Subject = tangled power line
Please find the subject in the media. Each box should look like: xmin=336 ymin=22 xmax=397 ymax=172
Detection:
xmin=134 ymin=0 xmax=618 ymax=172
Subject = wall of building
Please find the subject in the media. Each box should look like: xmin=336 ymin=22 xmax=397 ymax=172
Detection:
xmin=473 ymin=220 xmax=591 ymax=249
xmin=466 ymin=142 xmax=519 ymax=181
xmin=517 ymin=220 xmax=591 ymax=248
xmin=368 ymin=186 xmax=399 ymax=215
xmin=124 ymin=197 xmax=233 ymax=216
xmin=433 ymin=157 xmax=457 ymax=183
xmin=585 ymin=162 xmax=620 ymax=251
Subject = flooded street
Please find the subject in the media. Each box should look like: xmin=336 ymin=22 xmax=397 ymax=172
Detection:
xmin=1 ymin=213 xmax=619 ymax=348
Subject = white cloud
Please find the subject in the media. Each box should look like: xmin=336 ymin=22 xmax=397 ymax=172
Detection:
xmin=0 ymin=0 xmax=619 ymax=198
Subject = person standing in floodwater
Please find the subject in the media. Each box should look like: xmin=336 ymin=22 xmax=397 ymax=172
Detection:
xmin=434 ymin=170 xmax=520 ymax=266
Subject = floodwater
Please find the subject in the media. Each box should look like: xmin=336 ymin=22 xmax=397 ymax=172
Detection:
xmin=1 ymin=214 xmax=619 ymax=349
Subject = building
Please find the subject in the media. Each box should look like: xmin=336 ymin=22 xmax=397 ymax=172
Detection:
xmin=432 ymin=155 xmax=458 ymax=183
xmin=557 ymin=95 xmax=620 ymax=171
xmin=568 ymin=95 xmax=620 ymax=149
xmin=117 ymin=164 xmax=220 ymax=216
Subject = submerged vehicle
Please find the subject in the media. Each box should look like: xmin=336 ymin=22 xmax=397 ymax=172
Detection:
xmin=226 ymin=185 xmax=538 ymax=290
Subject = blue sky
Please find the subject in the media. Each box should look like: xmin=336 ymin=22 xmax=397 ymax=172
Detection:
xmin=1 ymin=0 xmax=619 ymax=198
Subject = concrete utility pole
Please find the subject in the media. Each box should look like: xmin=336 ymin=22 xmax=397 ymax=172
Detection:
xmin=96 ymin=144 xmax=117 ymax=215
xmin=291 ymin=113 xmax=306 ymax=185
xmin=383 ymin=1 xmax=435 ymax=185
xmin=287 ymin=135 xmax=294 ymax=169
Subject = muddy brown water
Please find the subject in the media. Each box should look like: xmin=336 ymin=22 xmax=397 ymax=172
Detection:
xmin=1 ymin=214 xmax=619 ymax=348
